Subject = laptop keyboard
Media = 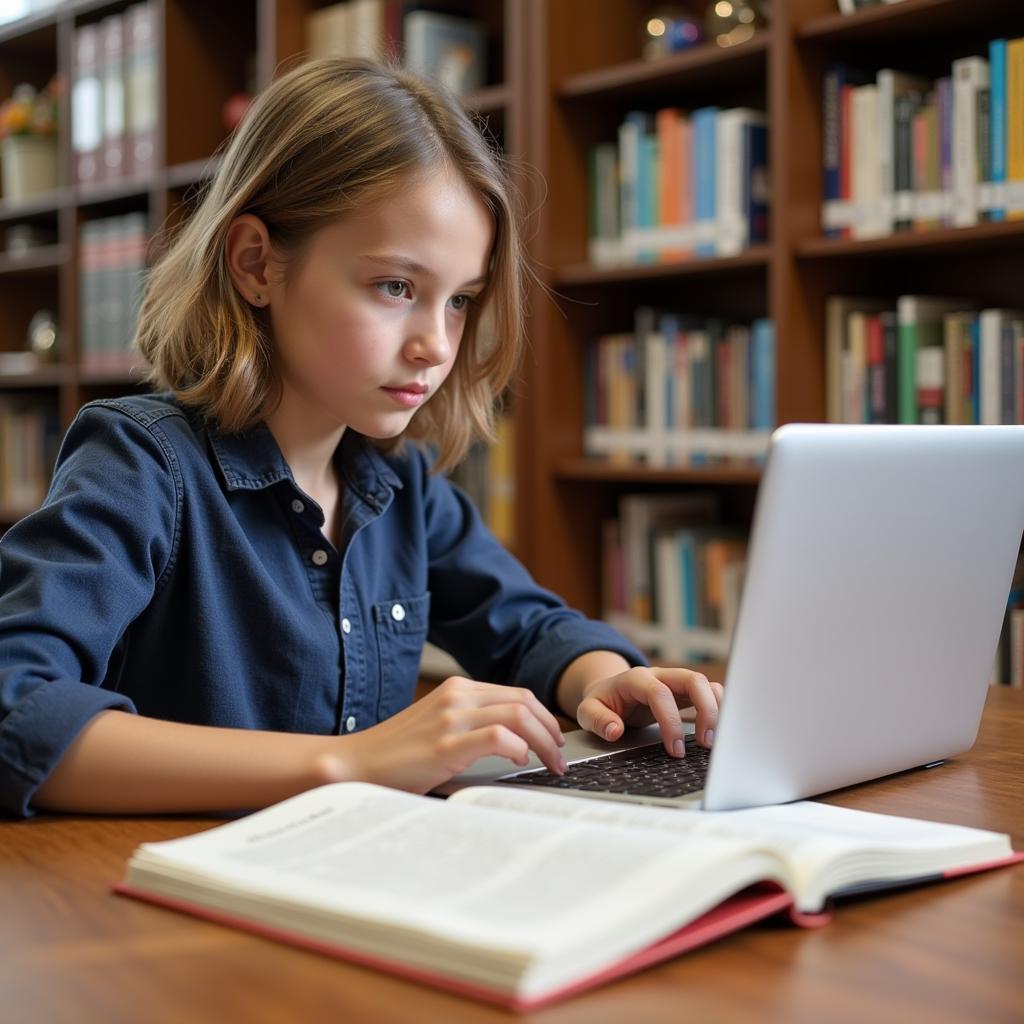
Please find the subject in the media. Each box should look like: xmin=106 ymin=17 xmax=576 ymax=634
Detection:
xmin=494 ymin=737 xmax=711 ymax=798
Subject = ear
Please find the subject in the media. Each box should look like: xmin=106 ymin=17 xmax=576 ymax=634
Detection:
xmin=225 ymin=214 xmax=274 ymax=307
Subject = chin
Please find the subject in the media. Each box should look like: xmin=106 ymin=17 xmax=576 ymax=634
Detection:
xmin=350 ymin=412 xmax=417 ymax=440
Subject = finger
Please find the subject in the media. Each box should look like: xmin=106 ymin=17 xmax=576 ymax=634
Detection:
xmin=576 ymin=693 xmax=630 ymax=744
xmin=613 ymin=668 xmax=695 ymax=757
xmin=461 ymin=703 xmax=567 ymax=776
xmin=461 ymin=681 xmax=566 ymax=749
xmin=649 ymin=667 xmax=721 ymax=749
xmin=442 ymin=723 xmax=532 ymax=773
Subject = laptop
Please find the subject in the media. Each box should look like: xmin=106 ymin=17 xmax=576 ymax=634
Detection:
xmin=433 ymin=423 xmax=1024 ymax=811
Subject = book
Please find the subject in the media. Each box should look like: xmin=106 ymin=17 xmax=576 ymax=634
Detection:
xmin=897 ymin=295 xmax=973 ymax=424
xmin=71 ymin=23 xmax=103 ymax=186
xmin=113 ymin=780 xmax=1023 ymax=1011
xmin=125 ymin=0 xmax=158 ymax=178
xmin=100 ymin=13 xmax=127 ymax=181
xmin=404 ymin=8 xmax=487 ymax=96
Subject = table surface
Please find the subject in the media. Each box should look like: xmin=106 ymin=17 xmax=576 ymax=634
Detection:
xmin=3 ymin=687 xmax=1022 ymax=1024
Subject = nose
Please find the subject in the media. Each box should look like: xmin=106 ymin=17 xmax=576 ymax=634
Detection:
xmin=405 ymin=304 xmax=453 ymax=367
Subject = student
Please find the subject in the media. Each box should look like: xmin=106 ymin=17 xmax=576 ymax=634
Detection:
xmin=0 ymin=56 xmax=721 ymax=819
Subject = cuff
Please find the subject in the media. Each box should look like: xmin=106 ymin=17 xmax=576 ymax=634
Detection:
xmin=0 ymin=678 xmax=137 ymax=819
xmin=513 ymin=617 xmax=649 ymax=718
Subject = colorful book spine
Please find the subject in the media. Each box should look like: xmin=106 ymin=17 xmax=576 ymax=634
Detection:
xmin=989 ymin=40 xmax=1007 ymax=220
xmin=692 ymin=107 xmax=719 ymax=258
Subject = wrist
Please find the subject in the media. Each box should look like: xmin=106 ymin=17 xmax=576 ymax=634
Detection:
xmin=308 ymin=735 xmax=359 ymax=787
xmin=555 ymin=650 xmax=632 ymax=719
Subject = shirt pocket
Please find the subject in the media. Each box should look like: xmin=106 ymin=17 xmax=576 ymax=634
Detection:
xmin=373 ymin=591 xmax=431 ymax=720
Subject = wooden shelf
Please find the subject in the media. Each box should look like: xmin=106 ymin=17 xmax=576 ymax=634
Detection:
xmin=553 ymin=246 xmax=770 ymax=286
xmin=0 ymin=244 xmax=70 ymax=276
xmin=463 ymin=82 xmax=510 ymax=114
xmin=0 ymin=189 xmax=70 ymax=222
xmin=165 ymin=156 xmax=223 ymax=190
xmin=0 ymin=365 xmax=72 ymax=388
xmin=796 ymin=0 xmax=1019 ymax=42
xmin=797 ymin=219 xmax=1024 ymax=259
xmin=77 ymin=363 xmax=150 ymax=386
xmin=556 ymin=460 xmax=763 ymax=486
xmin=558 ymin=32 xmax=769 ymax=102
xmin=75 ymin=177 xmax=152 ymax=208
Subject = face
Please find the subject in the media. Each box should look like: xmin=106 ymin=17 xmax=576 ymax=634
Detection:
xmin=261 ymin=170 xmax=494 ymax=438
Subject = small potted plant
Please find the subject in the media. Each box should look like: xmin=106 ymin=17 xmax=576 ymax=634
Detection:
xmin=0 ymin=75 xmax=61 ymax=202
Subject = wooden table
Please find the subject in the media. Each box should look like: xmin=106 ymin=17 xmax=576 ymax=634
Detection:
xmin=3 ymin=687 xmax=1022 ymax=1024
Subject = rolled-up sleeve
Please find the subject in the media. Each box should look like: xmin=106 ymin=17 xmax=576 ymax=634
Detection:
xmin=0 ymin=405 xmax=178 ymax=818
xmin=420 ymin=452 xmax=648 ymax=713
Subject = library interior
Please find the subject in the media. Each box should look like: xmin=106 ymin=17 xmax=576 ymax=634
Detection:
xmin=1 ymin=1 xmax=1023 ymax=1020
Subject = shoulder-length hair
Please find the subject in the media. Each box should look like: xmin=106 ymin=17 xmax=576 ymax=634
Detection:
xmin=136 ymin=54 xmax=535 ymax=471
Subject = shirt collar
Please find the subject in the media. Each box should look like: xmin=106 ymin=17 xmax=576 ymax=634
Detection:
xmin=207 ymin=419 xmax=403 ymax=505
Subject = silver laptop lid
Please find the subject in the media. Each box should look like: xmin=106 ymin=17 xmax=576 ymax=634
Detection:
xmin=703 ymin=423 xmax=1024 ymax=811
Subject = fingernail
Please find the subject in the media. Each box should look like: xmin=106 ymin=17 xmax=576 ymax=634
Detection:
xmin=604 ymin=723 xmax=617 ymax=740
xmin=555 ymin=756 xmax=567 ymax=775
xmin=558 ymin=732 xmax=566 ymax=746
xmin=704 ymin=729 xmax=715 ymax=746
xmin=673 ymin=739 xmax=685 ymax=757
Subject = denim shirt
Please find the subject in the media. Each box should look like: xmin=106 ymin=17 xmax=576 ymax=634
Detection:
xmin=0 ymin=392 xmax=647 ymax=818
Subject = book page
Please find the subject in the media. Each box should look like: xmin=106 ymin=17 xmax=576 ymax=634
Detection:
xmin=449 ymin=785 xmax=1012 ymax=908
xmin=128 ymin=781 xmax=775 ymax=957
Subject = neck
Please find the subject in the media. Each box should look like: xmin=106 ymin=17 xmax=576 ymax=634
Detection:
xmin=263 ymin=389 xmax=346 ymax=499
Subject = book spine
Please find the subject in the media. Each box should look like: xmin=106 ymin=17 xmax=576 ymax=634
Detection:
xmin=1001 ymin=320 xmax=1016 ymax=425
xmin=916 ymin=346 xmax=945 ymax=425
xmin=937 ymin=77 xmax=953 ymax=226
xmin=101 ymin=14 xmax=126 ymax=181
xmin=126 ymin=0 xmax=159 ymax=177
xmin=877 ymin=310 xmax=897 ymax=424
xmin=693 ymin=107 xmax=718 ymax=258
xmin=1007 ymin=39 xmax=1024 ymax=219
xmin=952 ymin=56 xmax=989 ymax=227
xmin=72 ymin=24 xmax=102 ymax=186
xmin=745 ymin=120 xmax=769 ymax=245
xmin=989 ymin=39 xmax=1007 ymax=221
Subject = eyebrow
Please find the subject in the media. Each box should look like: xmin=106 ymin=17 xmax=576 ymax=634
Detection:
xmin=363 ymin=254 xmax=489 ymax=288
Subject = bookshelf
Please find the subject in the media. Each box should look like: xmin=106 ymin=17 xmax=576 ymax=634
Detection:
xmin=2 ymin=0 xmax=1024 ymax=684
xmin=0 ymin=0 xmax=529 ymax=548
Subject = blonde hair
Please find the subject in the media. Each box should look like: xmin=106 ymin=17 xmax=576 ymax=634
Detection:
xmin=136 ymin=54 xmax=534 ymax=471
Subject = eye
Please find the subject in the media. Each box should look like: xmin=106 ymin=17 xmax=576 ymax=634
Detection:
xmin=450 ymin=294 xmax=479 ymax=314
xmin=376 ymin=279 xmax=410 ymax=300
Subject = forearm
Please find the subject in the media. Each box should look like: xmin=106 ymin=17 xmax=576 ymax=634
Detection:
xmin=31 ymin=709 xmax=345 ymax=815
xmin=555 ymin=650 xmax=631 ymax=720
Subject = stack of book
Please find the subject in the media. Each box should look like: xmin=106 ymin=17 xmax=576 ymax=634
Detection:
xmin=448 ymin=413 xmax=516 ymax=549
xmin=600 ymin=491 xmax=746 ymax=665
xmin=583 ymin=305 xmax=774 ymax=466
xmin=826 ymin=295 xmax=1024 ymax=426
xmin=0 ymin=398 xmax=60 ymax=514
xmin=822 ymin=38 xmax=1024 ymax=239
xmin=78 ymin=212 xmax=149 ymax=375
xmin=71 ymin=1 xmax=158 ymax=187
xmin=306 ymin=1 xmax=487 ymax=96
xmin=588 ymin=106 xmax=769 ymax=267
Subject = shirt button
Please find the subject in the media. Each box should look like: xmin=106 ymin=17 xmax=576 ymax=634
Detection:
xmin=341 ymin=617 xmax=352 ymax=635
xmin=345 ymin=716 xmax=357 ymax=732
xmin=391 ymin=603 xmax=405 ymax=622
xmin=291 ymin=499 xmax=305 ymax=514
xmin=312 ymin=549 xmax=328 ymax=566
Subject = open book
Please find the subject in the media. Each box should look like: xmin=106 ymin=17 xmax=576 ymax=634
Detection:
xmin=113 ymin=782 xmax=1022 ymax=1012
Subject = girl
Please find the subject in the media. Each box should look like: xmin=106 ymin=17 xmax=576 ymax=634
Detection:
xmin=0 ymin=56 xmax=721 ymax=819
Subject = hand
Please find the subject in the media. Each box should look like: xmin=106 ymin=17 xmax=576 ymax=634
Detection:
xmin=338 ymin=676 xmax=568 ymax=795
xmin=575 ymin=666 xmax=723 ymax=758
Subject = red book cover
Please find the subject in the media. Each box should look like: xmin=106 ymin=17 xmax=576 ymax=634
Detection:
xmin=112 ymin=852 xmax=1024 ymax=1012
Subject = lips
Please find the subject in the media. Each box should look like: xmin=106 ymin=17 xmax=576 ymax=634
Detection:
xmin=384 ymin=382 xmax=428 ymax=394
